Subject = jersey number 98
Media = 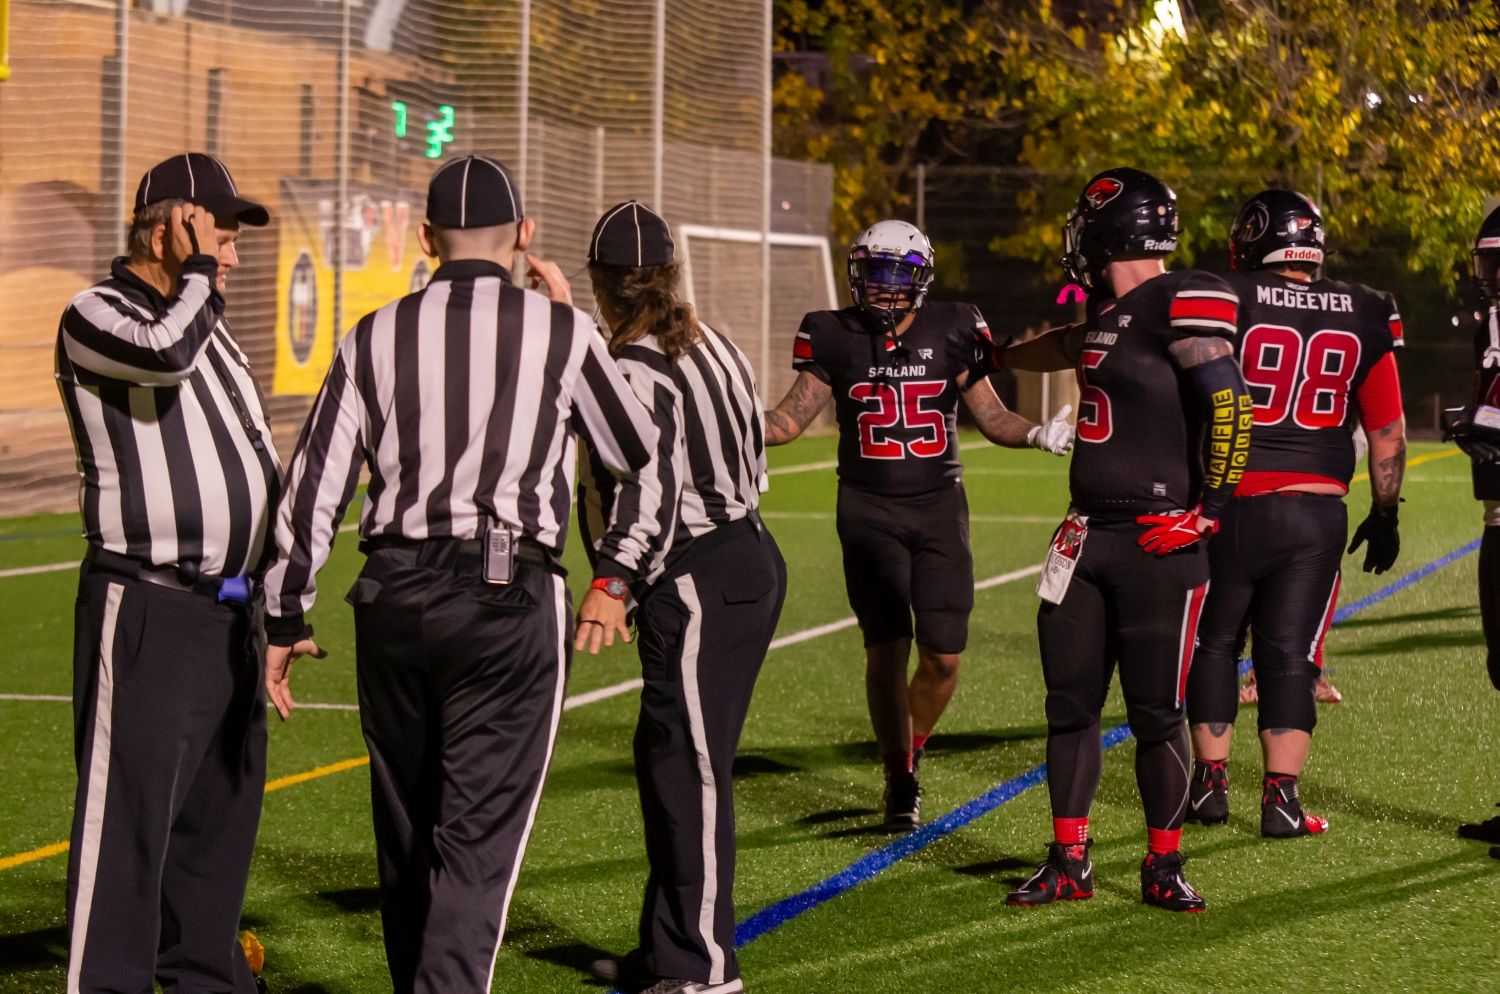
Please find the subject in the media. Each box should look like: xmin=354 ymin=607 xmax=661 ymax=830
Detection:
xmin=1240 ymin=325 xmax=1362 ymax=429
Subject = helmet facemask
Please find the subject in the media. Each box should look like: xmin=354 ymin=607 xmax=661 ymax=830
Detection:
xmin=1476 ymin=247 xmax=1500 ymax=302
xmin=1061 ymin=208 xmax=1094 ymax=291
xmin=849 ymin=248 xmax=933 ymax=332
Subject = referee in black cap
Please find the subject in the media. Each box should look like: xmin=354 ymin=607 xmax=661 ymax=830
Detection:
xmin=261 ymin=157 xmax=666 ymax=994
xmin=56 ymin=152 xmax=301 ymax=994
xmin=533 ymin=201 xmax=785 ymax=994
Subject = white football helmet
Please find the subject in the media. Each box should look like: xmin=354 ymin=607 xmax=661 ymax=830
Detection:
xmin=848 ymin=220 xmax=935 ymax=329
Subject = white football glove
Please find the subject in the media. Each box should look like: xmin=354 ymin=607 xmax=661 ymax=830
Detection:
xmin=1027 ymin=403 xmax=1074 ymax=456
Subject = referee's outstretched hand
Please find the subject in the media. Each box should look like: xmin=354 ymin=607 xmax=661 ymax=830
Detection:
xmin=575 ymin=589 xmax=631 ymax=654
xmin=265 ymin=637 xmax=329 ymax=721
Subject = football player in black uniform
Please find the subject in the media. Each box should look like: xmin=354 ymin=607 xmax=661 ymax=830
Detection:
xmin=762 ymin=220 xmax=1074 ymax=831
xmin=1449 ymin=205 xmax=1500 ymax=857
xmin=997 ymin=168 xmax=1251 ymax=913
xmin=1183 ymin=190 xmax=1406 ymax=839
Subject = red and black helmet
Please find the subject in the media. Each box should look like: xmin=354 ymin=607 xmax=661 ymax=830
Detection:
xmin=1228 ymin=189 xmax=1325 ymax=274
xmin=1062 ymin=167 xmax=1179 ymax=292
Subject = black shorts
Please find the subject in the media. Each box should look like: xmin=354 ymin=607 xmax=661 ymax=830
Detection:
xmin=835 ymin=480 xmax=974 ymax=653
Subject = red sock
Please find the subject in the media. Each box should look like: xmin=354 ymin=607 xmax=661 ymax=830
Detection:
xmin=882 ymin=750 xmax=913 ymax=776
xmin=912 ymin=732 xmax=930 ymax=753
xmin=1147 ymin=827 xmax=1181 ymax=856
xmin=1053 ymin=817 xmax=1088 ymax=845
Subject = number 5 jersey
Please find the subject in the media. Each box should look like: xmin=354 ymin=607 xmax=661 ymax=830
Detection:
xmin=1225 ymin=271 xmax=1403 ymax=494
xmin=792 ymin=303 xmax=990 ymax=496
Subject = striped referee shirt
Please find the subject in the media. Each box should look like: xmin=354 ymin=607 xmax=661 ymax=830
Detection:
xmin=55 ymin=255 xmax=282 ymax=578
xmin=262 ymin=259 xmax=663 ymax=635
xmin=580 ymin=321 xmax=768 ymax=586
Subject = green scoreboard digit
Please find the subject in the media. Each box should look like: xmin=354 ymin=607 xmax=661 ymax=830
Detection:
xmin=390 ymin=99 xmax=456 ymax=159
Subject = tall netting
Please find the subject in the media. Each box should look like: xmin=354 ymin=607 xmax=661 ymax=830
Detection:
xmin=0 ymin=0 xmax=834 ymax=517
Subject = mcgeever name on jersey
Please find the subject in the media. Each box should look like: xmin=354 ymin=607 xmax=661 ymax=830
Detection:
xmin=1256 ymin=284 xmax=1356 ymax=313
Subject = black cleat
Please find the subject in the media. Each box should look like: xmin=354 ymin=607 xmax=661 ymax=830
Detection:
xmin=1140 ymin=850 xmax=1206 ymax=912
xmin=1458 ymin=804 xmax=1500 ymax=844
xmin=883 ymin=770 xmax=921 ymax=832
xmin=1006 ymin=840 xmax=1094 ymax=906
xmin=1261 ymin=776 xmax=1328 ymax=838
xmin=1186 ymin=760 xmax=1229 ymax=825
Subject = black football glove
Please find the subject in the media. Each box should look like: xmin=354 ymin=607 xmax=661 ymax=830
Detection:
xmin=1348 ymin=503 xmax=1400 ymax=575
xmin=1443 ymin=406 xmax=1500 ymax=464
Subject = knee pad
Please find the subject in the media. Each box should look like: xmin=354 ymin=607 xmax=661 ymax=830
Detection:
xmin=913 ymin=610 xmax=968 ymax=655
xmin=1252 ymin=647 xmax=1318 ymax=734
xmin=1124 ymin=699 xmax=1185 ymax=744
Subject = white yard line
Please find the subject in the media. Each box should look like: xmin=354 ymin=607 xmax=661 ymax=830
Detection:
xmin=1 ymin=564 xmax=1044 ymax=714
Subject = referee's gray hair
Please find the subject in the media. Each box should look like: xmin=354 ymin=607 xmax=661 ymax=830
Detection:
xmin=127 ymin=198 xmax=191 ymax=262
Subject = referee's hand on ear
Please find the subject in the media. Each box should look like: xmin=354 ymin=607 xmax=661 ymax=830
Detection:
xmin=574 ymin=590 xmax=631 ymax=654
xmin=264 ymin=637 xmax=329 ymax=720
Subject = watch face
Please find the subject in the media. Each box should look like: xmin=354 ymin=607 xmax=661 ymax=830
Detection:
xmin=606 ymin=578 xmax=628 ymax=598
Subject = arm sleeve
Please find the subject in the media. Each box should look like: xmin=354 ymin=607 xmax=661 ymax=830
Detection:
xmin=590 ymin=354 xmax=684 ymax=582
xmin=1167 ymin=272 xmax=1239 ymax=343
xmin=792 ymin=313 xmax=831 ymax=385
xmin=1355 ymin=351 xmax=1404 ymax=431
xmin=261 ymin=331 xmax=368 ymax=645
xmin=1188 ymin=354 xmax=1253 ymax=521
xmin=61 ymin=256 xmax=224 ymax=385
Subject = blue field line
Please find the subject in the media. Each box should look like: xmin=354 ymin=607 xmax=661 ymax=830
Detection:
xmin=716 ymin=537 xmax=1481 ymax=958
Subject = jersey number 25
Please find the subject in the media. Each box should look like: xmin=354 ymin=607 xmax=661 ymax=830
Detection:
xmin=850 ymin=380 xmax=947 ymax=459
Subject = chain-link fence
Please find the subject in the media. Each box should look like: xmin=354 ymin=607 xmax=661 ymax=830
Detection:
xmin=0 ymin=0 xmax=835 ymax=517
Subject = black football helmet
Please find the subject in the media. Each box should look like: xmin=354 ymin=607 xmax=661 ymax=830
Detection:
xmin=1474 ymin=205 xmax=1500 ymax=301
xmin=1062 ymin=167 xmax=1179 ymax=292
xmin=1229 ymin=189 xmax=1325 ymax=274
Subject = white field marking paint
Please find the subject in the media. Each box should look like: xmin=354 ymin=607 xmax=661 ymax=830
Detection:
xmin=0 ymin=523 xmax=362 ymax=580
xmin=768 ymin=440 xmax=992 ymax=477
xmin=761 ymin=511 xmax=1058 ymax=525
xmin=1 ymin=566 xmax=1046 ymax=714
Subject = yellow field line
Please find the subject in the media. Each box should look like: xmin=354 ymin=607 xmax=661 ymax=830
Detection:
xmin=0 ymin=755 xmax=372 ymax=872
xmin=1349 ymin=445 xmax=1460 ymax=485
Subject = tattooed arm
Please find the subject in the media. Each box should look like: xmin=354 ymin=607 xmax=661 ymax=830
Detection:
xmin=1367 ymin=415 xmax=1407 ymax=508
xmin=960 ymin=375 xmax=1036 ymax=448
xmin=1166 ymin=334 xmax=1235 ymax=368
xmin=763 ymin=370 xmax=833 ymax=446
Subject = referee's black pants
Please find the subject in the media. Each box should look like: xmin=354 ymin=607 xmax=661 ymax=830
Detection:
xmin=633 ymin=518 xmax=786 ymax=987
xmin=66 ymin=561 xmax=266 ymax=994
xmin=349 ymin=543 xmax=570 ymax=994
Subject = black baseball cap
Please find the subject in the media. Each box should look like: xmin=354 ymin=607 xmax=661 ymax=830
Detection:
xmin=134 ymin=153 xmax=269 ymax=227
xmin=589 ymin=201 xmax=676 ymax=267
xmin=426 ymin=155 xmax=524 ymax=229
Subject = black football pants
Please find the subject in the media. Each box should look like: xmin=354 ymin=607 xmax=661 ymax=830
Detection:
xmin=1187 ymin=494 xmax=1345 ymax=734
xmin=1036 ymin=520 xmax=1209 ymax=829
xmin=351 ymin=544 xmax=570 ymax=994
xmin=633 ymin=519 xmax=786 ymax=986
xmin=66 ymin=562 xmax=266 ymax=994
xmin=1479 ymin=522 xmax=1500 ymax=692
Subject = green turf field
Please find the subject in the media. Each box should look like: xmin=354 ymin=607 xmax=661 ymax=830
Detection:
xmin=2 ymin=438 xmax=1497 ymax=993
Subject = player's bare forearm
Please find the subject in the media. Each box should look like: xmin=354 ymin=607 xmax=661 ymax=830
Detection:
xmin=962 ymin=377 xmax=1035 ymax=448
xmin=1167 ymin=335 xmax=1235 ymax=368
xmin=1006 ymin=325 xmax=1086 ymax=372
xmin=1368 ymin=415 xmax=1406 ymax=509
xmin=763 ymin=371 xmax=832 ymax=446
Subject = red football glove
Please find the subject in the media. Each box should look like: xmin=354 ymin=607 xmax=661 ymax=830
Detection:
xmin=1135 ymin=507 xmax=1219 ymax=557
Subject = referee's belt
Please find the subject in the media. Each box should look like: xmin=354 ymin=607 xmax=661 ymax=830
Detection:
xmin=83 ymin=546 xmax=255 ymax=605
xmin=359 ymin=534 xmax=564 ymax=575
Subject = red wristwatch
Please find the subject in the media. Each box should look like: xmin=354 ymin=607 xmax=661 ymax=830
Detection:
xmin=590 ymin=576 xmax=628 ymax=600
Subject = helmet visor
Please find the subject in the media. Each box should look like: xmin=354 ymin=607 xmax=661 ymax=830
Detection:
xmin=860 ymin=256 xmax=928 ymax=290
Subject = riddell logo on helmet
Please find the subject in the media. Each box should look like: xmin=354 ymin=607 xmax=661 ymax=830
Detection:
xmin=1282 ymin=248 xmax=1322 ymax=261
xmin=1142 ymin=239 xmax=1175 ymax=251
xmin=1084 ymin=178 xmax=1124 ymax=210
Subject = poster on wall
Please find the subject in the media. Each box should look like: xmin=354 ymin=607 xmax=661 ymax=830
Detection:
xmin=272 ymin=177 xmax=431 ymax=395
